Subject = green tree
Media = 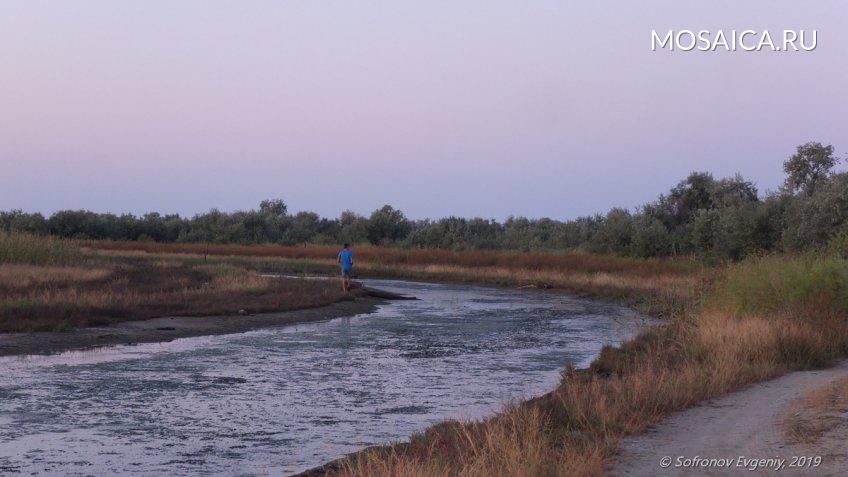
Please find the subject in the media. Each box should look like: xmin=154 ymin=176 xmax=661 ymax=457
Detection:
xmin=783 ymin=142 xmax=838 ymax=195
xmin=366 ymin=205 xmax=410 ymax=245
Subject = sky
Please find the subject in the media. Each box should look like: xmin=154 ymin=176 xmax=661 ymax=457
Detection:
xmin=1 ymin=1 xmax=846 ymax=220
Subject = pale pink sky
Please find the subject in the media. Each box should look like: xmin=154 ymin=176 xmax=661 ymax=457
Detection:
xmin=1 ymin=1 xmax=846 ymax=219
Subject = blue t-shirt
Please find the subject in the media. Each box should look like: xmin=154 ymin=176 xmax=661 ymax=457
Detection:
xmin=338 ymin=249 xmax=353 ymax=270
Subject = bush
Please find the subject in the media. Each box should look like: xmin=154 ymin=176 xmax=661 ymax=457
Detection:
xmin=827 ymin=225 xmax=848 ymax=259
xmin=782 ymin=173 xmax=848 ymax=251
xmin=714 ymin=255 xmax=848 ymax=316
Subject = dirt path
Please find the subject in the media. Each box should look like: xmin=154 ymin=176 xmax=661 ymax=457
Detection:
xmin=0 ymin=296 xmax=383 ymax=357
xmin=612 ymin=361 xmax=848 ymax=476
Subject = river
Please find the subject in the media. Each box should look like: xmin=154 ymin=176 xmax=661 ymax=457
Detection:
xmin=0 ymin=278 xmax=646 ymax=476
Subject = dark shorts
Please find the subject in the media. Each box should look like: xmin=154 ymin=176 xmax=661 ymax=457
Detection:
xmin=341 ymin=268 xmax=352 ymax=278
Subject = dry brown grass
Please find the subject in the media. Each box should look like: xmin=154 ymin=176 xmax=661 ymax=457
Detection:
xmin=86 ymin=241 xmax=695 ymax=273
xmin=783 ymin=376 xmax=848 ymax=445
xmin=86 ymin=241 xmax=703 ymax=318
xmin=308 ymin=256 xmax=848 ymax=477
xmin=358 ymin=263 xmax=699 ymax=318
xmin=0 ymin=260 xmax=351 ymax=332
xmin=0 ymin=264 xmax=110 ymax=289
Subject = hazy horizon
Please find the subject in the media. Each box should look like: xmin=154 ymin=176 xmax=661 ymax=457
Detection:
xmin=2 ymin=1 xmax=847 ymax=221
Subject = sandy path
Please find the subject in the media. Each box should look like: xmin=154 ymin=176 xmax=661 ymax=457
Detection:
xmin=612 ymin=361 xmax=848 ymax=476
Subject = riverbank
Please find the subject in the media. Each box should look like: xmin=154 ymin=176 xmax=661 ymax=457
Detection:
xmin=0 ymin=295 xmax=384 ymax=357
xmin=86 ymin=240 xmax=704 ymax=319
xmin=1 ymin=233 xmax=391 ymax=337
xmin=1 ymin=232 xmax=403 ymax=355
xmin=8 ymin=236 xmax=848 ymax=475
xmin=317 ymin=254 xmax=848 ymax=476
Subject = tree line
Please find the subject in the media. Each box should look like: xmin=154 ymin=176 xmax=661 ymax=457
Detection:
xmin=3 ymin=142 xmax=846 ymax=260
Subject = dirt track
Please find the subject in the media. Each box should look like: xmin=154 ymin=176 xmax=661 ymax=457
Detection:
xmin=612 ymin=361 xmax=848 ymax=476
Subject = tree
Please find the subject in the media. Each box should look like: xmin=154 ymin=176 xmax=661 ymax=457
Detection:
xmin=259 ymin=199 xmax=287 ymax=217
xmin=660 ymin=172 xmax=716 ymax=226
xmin=712 ymin=174 xmax=759 ymax=208
xmin=782 ymin=172 xmax=848 ymax=250
xmin=285 ymin=211 xmax=321 ymax=244
xmin=366 ymin=205 xmax=410 ymax=245
xmin=783 ymin=142 xmax=838 ymax=195
xmin=339 ymin=210 xmax=368 ymax=244
xmin=595 ymin=208 xmax=634 ymax=254
xmin=630 ymin=217 xmax=672 ymax=257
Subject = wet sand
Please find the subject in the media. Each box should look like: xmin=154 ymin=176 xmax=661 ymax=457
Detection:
xmin=0 ymin=296 xmax=384 ymax=357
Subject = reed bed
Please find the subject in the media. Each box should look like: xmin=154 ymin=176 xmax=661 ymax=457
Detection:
xmin=0 ymin=232 xmax=82 ymax=266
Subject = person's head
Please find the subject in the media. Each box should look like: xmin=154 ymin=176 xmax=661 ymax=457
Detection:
xmin=343 ymin=243 xmax=350 ymax=249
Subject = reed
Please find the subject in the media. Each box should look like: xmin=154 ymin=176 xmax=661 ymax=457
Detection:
xmin=0 ymin=232 xmax=82 ymax=266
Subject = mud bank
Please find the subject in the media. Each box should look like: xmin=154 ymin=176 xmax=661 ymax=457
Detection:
xmin=0 ymin=296 xmax=384 ymax=357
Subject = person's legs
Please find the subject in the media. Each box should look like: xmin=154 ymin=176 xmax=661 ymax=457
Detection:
xmin=341 ymin=268 xmax=351 ymax=292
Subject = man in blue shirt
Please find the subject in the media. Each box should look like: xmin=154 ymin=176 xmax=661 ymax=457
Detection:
xmin=337 ymin=243 xmax=354 ymax=292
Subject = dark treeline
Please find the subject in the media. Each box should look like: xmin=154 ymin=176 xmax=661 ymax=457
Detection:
xmin=3 ymin=142 xmax=847 ymax=260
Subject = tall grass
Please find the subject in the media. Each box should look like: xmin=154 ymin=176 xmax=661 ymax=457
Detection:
xmin=330 ymin=254 xmax=848 ymax=476
xmin=713 ymin=254 xmax=848 ymax=316
xmin=0 ymin=232 xmax=82 ymax=266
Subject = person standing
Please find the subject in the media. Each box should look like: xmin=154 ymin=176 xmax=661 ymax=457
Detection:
xmin=337 ymin=243 xmax=354 ymax=292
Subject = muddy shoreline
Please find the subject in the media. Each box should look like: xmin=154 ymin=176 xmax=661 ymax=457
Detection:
xmin=0 ymin=296 xmax=385 ymax=357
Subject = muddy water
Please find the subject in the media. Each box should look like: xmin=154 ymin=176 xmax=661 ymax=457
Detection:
xmin=0 ymin=279 xmax=646 ymax=476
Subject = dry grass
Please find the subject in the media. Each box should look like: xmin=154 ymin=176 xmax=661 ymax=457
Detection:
xmin=0 ymin=263 xmax=349 ymax=332
xmin=87 ymin=241 xmax=703 ymax=318
xmin=86 ymin=241 xmax=699 ymax=276
xmin=0 ymin=264 xmax=110 ymax=289
xmin=312 ymin=255 xmax=848 ymax=477
xmin=783 ymin=377 xmax=848 ymax=445
xmin=0 ymin=235 xmax=354 ymax=332
xmin=357 ymin=263 xmax=700 ymax=318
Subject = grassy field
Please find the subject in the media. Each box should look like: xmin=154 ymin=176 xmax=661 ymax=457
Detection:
xmin=0 ymin=233 xmax=350 ymax=332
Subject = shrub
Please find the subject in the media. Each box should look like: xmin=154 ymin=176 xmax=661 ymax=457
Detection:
xmin=713 ymin=254 xmax=848 ymax=316
xmin=827 ymin=225 xmax=848 ymax=259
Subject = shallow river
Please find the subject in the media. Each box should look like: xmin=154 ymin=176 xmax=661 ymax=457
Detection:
xmin=0 ymin=279 xmax=645 ymax=476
